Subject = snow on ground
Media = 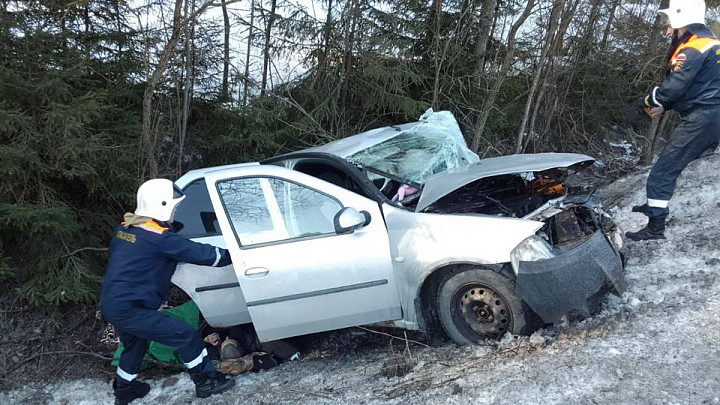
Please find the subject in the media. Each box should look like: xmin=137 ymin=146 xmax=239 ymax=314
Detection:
xmin=5 ymin=154 xmax=720 ymax=405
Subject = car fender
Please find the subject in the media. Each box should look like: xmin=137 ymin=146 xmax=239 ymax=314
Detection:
xmin=381 ymin=204 xmax=543 ymax=330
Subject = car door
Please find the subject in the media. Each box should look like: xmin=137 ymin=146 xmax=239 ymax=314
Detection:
xmin=170 ymin=179 xmax=251 ymax=327
xmin=204 ymin=164 xmax=402 ymax=342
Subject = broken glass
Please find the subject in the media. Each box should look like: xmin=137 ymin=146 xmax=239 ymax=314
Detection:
xmin=346 ymin=109 xmax=479 ymax=185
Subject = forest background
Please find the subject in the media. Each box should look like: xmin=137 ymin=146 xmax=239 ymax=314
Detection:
xmin=1 ymin=0 xmax=719 ymax=312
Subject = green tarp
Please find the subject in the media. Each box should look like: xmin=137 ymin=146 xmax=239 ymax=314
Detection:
xmin=111 ymin=301 xmax=200 ymax=367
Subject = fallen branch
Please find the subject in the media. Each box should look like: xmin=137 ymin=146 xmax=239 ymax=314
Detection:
xmin=355 ymin=326 xmax=439 ymax=350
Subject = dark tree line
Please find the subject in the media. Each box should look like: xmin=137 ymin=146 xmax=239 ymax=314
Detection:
xmin=0 ymin=0 xmax=718 ymax=307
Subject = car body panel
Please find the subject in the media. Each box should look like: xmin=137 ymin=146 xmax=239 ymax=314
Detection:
xmin=175 ymin=162 xmax=260 ymax=188
xmin=515 ymin=231 xmax=626 ymax=323
xmin=171 ymin=235 xmax=252 ymax=326
xmin=203 ymin=164 xmax=403 ymax=342
xmin=171 ymin=172 xmax=254 ymax=327
xmin=381 ymin=204 xmax=544 ymax=329
xmin=416 ymin=153 xmax=595 ymax=212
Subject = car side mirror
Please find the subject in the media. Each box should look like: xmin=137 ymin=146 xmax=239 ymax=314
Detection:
xmin=334 ymin=207 xmax=371 ymax=234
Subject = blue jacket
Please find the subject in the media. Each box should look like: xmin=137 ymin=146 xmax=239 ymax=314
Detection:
xmin=645 ymin=24 xmax=720 ymax=116
xmin=100 ymin=220 xmax=232 ymax=312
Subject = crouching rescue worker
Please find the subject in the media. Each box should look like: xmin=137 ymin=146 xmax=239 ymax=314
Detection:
xmin=100 ymin=179 xmax=235 ymax=404
xmin=627 ymin=0 xmax=720 ymax=241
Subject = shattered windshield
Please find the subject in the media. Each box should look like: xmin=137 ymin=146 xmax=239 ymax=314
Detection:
xmin=346 ymin=109 xmax=479 ymax=185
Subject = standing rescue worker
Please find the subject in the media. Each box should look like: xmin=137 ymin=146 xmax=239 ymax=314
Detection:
xmin=627 ymin=0 xmax=720 ymax=241
xmin=100 ymin=179 xmax=235 ymax=404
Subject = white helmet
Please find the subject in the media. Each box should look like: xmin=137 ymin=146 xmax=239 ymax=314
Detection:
xmin=134 ymin=179 xmax=186 ymax=222
xmin=658 ymin=0 xmax=706 ymax=29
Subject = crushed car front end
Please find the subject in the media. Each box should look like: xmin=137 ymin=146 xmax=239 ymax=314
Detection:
xmin=308 ymin=109 xmax=627 ymax=329
xmin=509 ymin=191 xmax=627 ymax=324
xmin=418 ymin=155 xmax=627 ymax=325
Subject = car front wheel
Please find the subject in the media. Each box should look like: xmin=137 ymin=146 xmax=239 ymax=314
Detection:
xmin=437 ymin=268 xmax=527 ymax=345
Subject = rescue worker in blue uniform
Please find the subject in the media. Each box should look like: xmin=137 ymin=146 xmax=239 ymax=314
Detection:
xmin=627 ymin=0 xmax=720 ymax=241
xmin=100 ymin=178 xmax=235 ymax=404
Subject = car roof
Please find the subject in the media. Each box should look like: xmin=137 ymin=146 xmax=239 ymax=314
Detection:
xmin=295 ymin=122 xmax=420 ymax=158
xmin=175 ymin=162 xmax=259 ymax=189
xmin=176 ymin=122 xmax=421 ymax=186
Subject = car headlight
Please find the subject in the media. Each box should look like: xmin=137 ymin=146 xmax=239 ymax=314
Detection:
xmin=510 ymin=236 xmax=557 ymax=275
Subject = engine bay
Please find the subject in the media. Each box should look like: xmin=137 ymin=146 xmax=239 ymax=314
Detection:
xmin=421 ymin=168 xmax=575 ymax=217
xmin=420 ymin=168 xmax=610 ymax=250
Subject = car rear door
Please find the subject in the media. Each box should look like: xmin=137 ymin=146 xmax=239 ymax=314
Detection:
xmin=204 ymin=164 xmax=402 ymax=342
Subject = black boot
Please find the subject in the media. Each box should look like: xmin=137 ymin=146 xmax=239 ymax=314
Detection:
xmin=626 ymin=216 xmax=666 ymax=241
xmin=191 ymin=372 xmax=235 ymax=399
xmin=632 ymin=203 xmax=650 ymax=215
xmin=113 ymin=379 xmax=151 ymax=405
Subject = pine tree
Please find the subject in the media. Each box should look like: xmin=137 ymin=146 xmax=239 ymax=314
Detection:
xmin=0 ymin=0 xmax=144 ymax=305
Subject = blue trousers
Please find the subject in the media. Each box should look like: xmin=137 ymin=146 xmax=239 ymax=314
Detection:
xmin=103 ymin=304 xmax=216 ymax=383
xmin=646 ymin=106 xmax=720 ymax=217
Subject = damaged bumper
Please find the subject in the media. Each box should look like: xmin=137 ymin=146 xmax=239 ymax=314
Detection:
xmin=515 ymin=231 xmax=627 ymax=324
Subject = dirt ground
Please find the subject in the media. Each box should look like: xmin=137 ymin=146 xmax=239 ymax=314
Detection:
xmin=3 ymin=153 xmax=720 ymax=405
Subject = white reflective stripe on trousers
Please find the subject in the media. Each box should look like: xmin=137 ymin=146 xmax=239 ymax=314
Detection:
xmin=184 ymin=348 xmax=208 ymax=369
xmin=117 ymin=367 xmax=138 ymax=381
xmin=648 ymin=198 xmax=669 ymax=208
xmin=212 ymin=247 xmax=221 ymax=267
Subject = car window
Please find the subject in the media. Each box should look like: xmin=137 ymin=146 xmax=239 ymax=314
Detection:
xmin=269 ymin=178 xmax=342 ymax=238
xmin=175 ymin=179 xmax=220 ymax=237
xmin=217 ymin=177 xmax=342 ymax=247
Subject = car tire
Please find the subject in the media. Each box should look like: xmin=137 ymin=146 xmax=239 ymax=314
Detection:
xmin=437 ymin=268 xmax=527 ymax=345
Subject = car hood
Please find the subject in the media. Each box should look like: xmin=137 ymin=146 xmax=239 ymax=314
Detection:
xmin=416 ymin=153 xmax=595 ymax=212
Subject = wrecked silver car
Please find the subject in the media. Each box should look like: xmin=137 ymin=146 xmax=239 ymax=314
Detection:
xmin=170 ymin=110 xmax=626 ymax=345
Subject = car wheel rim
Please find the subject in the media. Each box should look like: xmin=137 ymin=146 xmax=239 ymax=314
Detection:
xmin=451 ymin=283 xmax=513 ymax=340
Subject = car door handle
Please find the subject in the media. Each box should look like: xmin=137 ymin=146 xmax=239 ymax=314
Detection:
xmin=244 ymin=267 xmax=269 ymax=277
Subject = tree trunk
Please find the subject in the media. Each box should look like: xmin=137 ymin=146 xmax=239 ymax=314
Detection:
xmin=115 ymin=0 xmax=122 ymax=54
xmin=220 ymin=0 xmax=231 ymax=102
xmin=643 ymin=116 xmax=663 ymax=165
xmin=141 ymin=0 xmax=184 ymax=180
xmin=340 ymin=0 xmax=360 ymax=107
xmin=431 ymin=2 xmax=448 ymax=108
xmin=470 ymin=0 xmax=537 ymax=152
xmin=141 ymin=0 xmax=241 ymax=179
xmin=84 ymin=2 xmax=90 ymax=33
xmin=319 ymin=0 xmax=333 ymax=73
xmin=576 ymin=0 xmax=601 ymax=60
xmin=423 ymin=0 xmax=442 ymax=58
xmin=644 ymin=14 xmax=664 ymax=61
xmin=515 ymin=0 xmax=563 ymax=154
xmin=474 ymin=0 xmax=497 ymax=75
xmin=601 ymin=0 xmax=620 ymax=50
xmin=261 ymin=0 xmax=278 ymax=96
xmin=649 ymin=112 xmax=672 ymax=160
xmin=178 ymin=0 xmax=196 ymax=175
xmin=524 ymin=0 xmax=579 ymax=152
xmin=242 ymin=0 xmax=254 ymax=106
